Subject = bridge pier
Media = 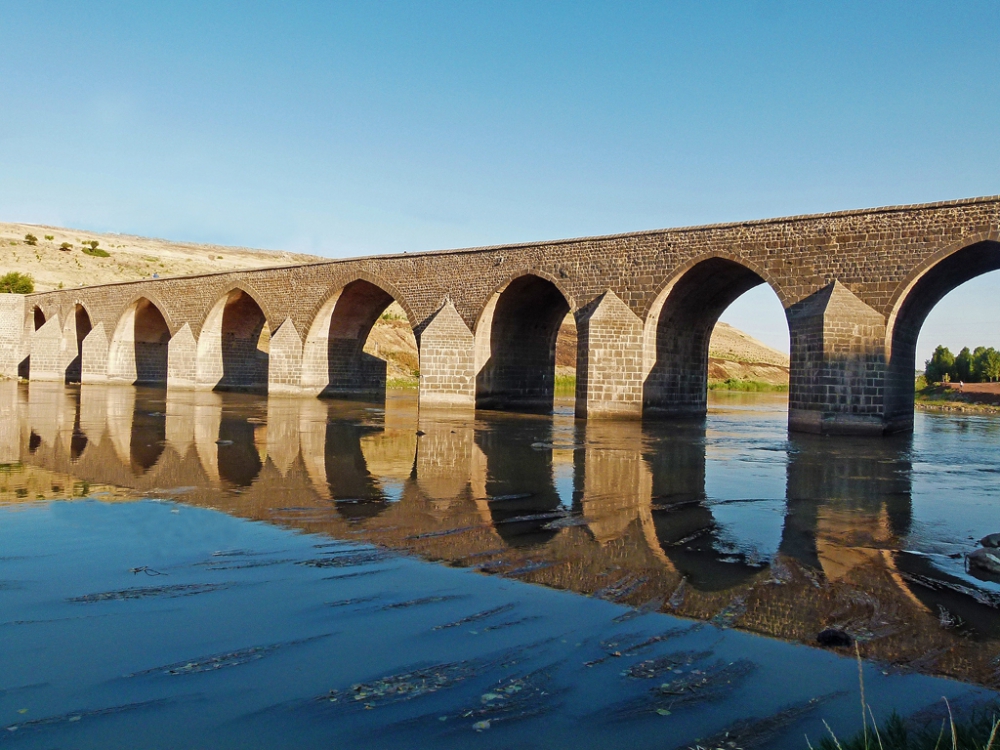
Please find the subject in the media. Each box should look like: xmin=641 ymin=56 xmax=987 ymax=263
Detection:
xmin=787 ymin=282 xmax=891 ymax=435
xmin=418 ymin=302 xmax=476 ymax=409
xmin=574 ymin=291 xmax=644 ymax=419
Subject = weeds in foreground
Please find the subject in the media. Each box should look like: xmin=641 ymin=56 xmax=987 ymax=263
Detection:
xmin=807 ymin=646 xmax=999 ymax=750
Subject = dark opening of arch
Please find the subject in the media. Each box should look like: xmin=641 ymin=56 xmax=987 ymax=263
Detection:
xmin=644 ymin=421 xmax=763 ymax=591
xmin=218 ymin=291 xmax=269 ymax=392
xmin=65 ymin=305 xmax=92 ymax=384
xmin=645 ymin=258 xmax=768 ymax=417
xmin=476 ymin=275 xmax=570 ymax=412
xmin=325 ymin=422 xmax=389 ymax=519
xmin=886 ymin=240 xmax=1000 ymax=424
xmin=217 ymin=417 xmax=263 ymax=487
xmin=321 ymin=280 xmax=401 ymax=399
xmin=134 ymin=299 xmax=171 ymax=386
xmin=18 ymin=309 xmax=45 ymax=378
xmin=475 ymin=424 xmax=564 ymax=548
xmin=130 ymin=408 xmax=166 ymax=474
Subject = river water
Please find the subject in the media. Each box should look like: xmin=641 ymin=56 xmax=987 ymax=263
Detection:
xmin=1 ymin=382 xmax=998 ymax=749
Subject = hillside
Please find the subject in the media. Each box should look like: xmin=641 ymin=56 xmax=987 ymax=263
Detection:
xmin=0 ymin=221 xmax=319 ymax=291
xmin=4 ymin=221 xmax=789 ymax=388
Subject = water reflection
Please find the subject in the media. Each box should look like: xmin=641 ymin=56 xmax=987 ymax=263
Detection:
xmin=3 ymin=381 xmax=999 ymax=689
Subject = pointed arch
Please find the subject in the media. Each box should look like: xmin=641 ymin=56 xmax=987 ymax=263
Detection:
xmin=302 ymin=276 xmax=417 ymax=398
xmin=643 ymin=252 xmax=788 ymax=416
xmin=474 ymin=272 xmax=574 ymax=412
xmin=197 ymin=287 xmax=271 ymax=392
xmin=883 ymin=234 xmax=1000 ymax=422
xmin=107 ymin=296 xmax=172 ymax=385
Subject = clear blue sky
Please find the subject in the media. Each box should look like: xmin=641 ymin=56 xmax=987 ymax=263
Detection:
xmin=2 ymin=1 xmax=998 ymax=362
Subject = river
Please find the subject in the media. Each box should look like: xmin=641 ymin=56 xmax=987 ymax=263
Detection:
xmin=1 ymin=383 xmax=998 ymax=748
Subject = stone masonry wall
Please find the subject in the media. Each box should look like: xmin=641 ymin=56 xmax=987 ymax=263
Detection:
xmin=13 ymin=196 xmax=1000 ymax=433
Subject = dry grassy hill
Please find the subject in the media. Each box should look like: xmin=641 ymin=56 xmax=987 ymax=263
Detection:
xmin=3 ymin=221 xmax=789 ymax=388
xmin=0 ymin=221 xmax=318 ymax=291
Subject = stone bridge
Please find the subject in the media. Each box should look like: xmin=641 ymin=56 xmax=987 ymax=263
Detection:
xmin=2 ymin=196 xmax=998 ymax=434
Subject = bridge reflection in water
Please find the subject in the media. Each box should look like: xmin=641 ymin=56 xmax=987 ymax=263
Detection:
xmin=3 ymin=380 xmax=999 ymax=689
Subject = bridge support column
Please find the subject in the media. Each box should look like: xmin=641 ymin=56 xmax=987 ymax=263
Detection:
xmin=81 ymin=323 xmax=109 ymax=383
xmin=0 ymin=294 xmax=25 ymax=380
xmin=29 ymin=314 xmax=70 ymax=382
xmin=787 ymin=281 xmax=890 ymax=436
xmin=268 ymin=319 xmax=304 ymax=395
xmin=418 ymin=301 xmax=476 ymax=409
xmin=575 ymin=291 xmax=644 ymax=419
xmin=167 ymin=324 xmax=198 ymax=389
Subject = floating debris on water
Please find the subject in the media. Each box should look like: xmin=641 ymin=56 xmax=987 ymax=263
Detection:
xmin=380 ymin=594 xmax=466 ymax=611
xmin=608 ymin=659 xmax=758 ymax=720
xmin=2 ymin=698 xmax=172 ymax=734
xmin=323 ymin=661 xmax=480 ymax=709
xmin=326 ymin=595 xmax=382 ymax=608
xmin=433 ymin=604 xmax=517 ymax=630
xmin=621 ymin=651 xmax=713 ymax=680
xmin=297 ymin=550 xmax=390 ymax=569
xmin=68 ymin=583 xmax=231 ymax=603
xmin=126 ymin=635 xmax=330 ymax=677
xmin=594 ymin=574 xmax=649 ymax=603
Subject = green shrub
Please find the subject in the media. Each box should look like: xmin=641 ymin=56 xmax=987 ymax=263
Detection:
xmin=0 ymin=272 xmax=34 ymax=294
xmin=44 ymin=235 xmax=54 ymax=241
xmin=23 ymin=234 xmax=37 ymax=246
xmin=60 ymin=242 xmax=73 ymax=251
xmin=82 ymin=246 xmax=110 ymax=258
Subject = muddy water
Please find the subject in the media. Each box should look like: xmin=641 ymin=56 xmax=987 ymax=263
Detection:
xmin=1 ymin=382 xmax=998 ymax=749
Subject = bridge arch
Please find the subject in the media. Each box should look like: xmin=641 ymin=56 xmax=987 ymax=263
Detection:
xmin=107 ymin=297 xmax=173 ymax=386
xmin=884 ymin=234 xmax=1000 ymax=423
xmin=643 ymin=252 xmax=788 ymax=416
xmin=197 ymin=286 xmax=271 ymax=392
xmin=65 ymin=303 xmax=93 ymax=384
xmin=474 ymin=271 xmax=576 ymax=412
xmin=301 ymin=276 xmax=418 ymax=398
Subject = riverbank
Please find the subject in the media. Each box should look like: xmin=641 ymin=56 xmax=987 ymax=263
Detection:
xmin=916 ymin=382 xmax=1000 ymax=414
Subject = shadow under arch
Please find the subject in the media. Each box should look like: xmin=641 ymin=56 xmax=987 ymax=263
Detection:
xmin=198 ymin=288 xmax=271 ymax=392
xmin=473 ymin=416 xmax=566 ymax=549
xmin=884 ymin=238 xmax=1000 ymax=426
xmin=475 ymin=273 xmax=574 ymax=413
xmin=129 ymin=391 xmax=167 ymax=474
xmin=643 ymin=419 xmax=766 ymax=592
xmin=324 ymin=421 xmax=391 ymax=520
xmin=65 ymin=304 xmax=93 ymax=384
xmin=302 ymin=278 xmax=417 ymax=400
xmin=108 ymin=297 xmax=172 ymax=386
xmin=643 ymin=254 xmax=787 ymax=417
xmin=18 ymin=306 xmax=48 ymax=378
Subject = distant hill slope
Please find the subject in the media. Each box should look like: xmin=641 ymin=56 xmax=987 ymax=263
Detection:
xmin=5 ymin=221 xmax=789 ymax=387
xmin=0 ymin=221 xmax=320 ymax=291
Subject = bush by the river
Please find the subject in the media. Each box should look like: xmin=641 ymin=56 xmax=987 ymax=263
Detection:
xmin=925 ymin=345 xmax=1000 ymax=384
xmin=0 ymin=272 xmax=34 ymax=294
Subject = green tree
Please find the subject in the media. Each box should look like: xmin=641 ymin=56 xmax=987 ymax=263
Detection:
xmin=955 ymin=346 xmax=974 ymax=382
xmin=23 ymin=234 xmax=37 ymax=246
xmin=925 ymin=345 xmax=955 ymax=383
xmin=0 ymin=272 xmax=34 ymax=294
xmin=980 ymin=347 xmax=1000 ymax=382
xmin=972 ymin=346 xmax=990 ymax=381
